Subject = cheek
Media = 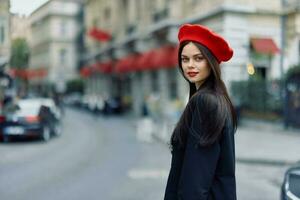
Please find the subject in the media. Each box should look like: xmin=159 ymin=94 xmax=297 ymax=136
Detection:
xmin=181 ymin=64 xmax=188 ymax=73
xmin=198 ymin=62 xmax=210 ymax=75
xmin=204 ymin=67 xmax=211 ymax=76
xmin=180 ymin=66 xmax=189 ymax=79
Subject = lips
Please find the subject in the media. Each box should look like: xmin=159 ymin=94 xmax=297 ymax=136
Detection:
xmin=187 ymin=72 xmax=199 ymax=77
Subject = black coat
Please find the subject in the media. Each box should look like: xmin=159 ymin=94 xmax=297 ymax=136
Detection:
xmin=164 ymin=93 xmax=236 ymax=200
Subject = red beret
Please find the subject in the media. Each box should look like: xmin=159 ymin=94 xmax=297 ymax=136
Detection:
xmin=178 ymin=24 xmax=233 ymax=63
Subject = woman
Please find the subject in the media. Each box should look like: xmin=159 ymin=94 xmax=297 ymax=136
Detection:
xmin=164 ymin=24 xmax=237 ymax=200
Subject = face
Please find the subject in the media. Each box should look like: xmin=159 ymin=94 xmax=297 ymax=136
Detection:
xmin=181 ymin=42 xmax=211 ymax=89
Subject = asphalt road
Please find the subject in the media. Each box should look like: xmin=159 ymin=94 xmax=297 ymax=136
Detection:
xmin=0 ymin=108 xmax=287 ymax=200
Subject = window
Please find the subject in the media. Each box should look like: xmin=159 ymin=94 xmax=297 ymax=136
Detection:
xmin=122 ymin=0 xmax=128 ymax=7
xmin=298 ymin=40 xmax=300 ymax=64
xmin=192 ymin=0 xmax=201 ymax=5
xmin=104 ymin=7 xmax=111 ymax=22
xmin=59 ymin=49 xmax=67 ymax=64
xmin=0 ymin=25 xmax=4 ymax=44
xmin=254 ymin=67 xmax=267 ymax=80
xmin=60 ymin=20 xmax=67 ymax=36
xmin=136 ymin=0 xmax=141 ymax=20
xmin=151 ymin=71 xmax=159 ymax=92
xmin=168 ymin=69 xmax=178 ymax=99
xmin=122 ymin=0 xmax=129 ymax=25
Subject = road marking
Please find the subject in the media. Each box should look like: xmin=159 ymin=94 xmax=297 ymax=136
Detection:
xmin=128 ymin=168 xmax=168 ymax=179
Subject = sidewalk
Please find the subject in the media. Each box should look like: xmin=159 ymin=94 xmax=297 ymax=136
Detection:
xmin=235 ymin=119 xmax=300 ymax=166
xmin=128 ymin=115 xmax=300 ymax=166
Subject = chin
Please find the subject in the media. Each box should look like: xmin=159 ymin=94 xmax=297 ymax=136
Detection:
xmin=189 ymin=80 xmax=197 ymax=84
xmin=188 ymin=78 xmax=200 ymax=83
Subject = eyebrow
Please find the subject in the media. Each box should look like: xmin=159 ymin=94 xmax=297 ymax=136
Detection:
xmin=181 ymin=53 xmax=203 ymax=57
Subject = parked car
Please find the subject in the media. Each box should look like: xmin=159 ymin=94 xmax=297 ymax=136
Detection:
xmin=0 ymin=98 xmax=62 ymax=142
xmin=103 ymin=97 xmax=123 ymax=115
xmin=281 ymin=162 xmax=300 ymax=200
xmin=38 ymin=98 xmax=63 ymax=121
xmin=63 ymin=93 xmax=82 ymax=107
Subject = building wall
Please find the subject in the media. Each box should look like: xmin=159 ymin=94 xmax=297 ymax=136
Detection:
xmin=0 ymin=0 xmax=10 ymax=62
xmin=29 ymin=0 xmax=81 ymax=88
xmin=225 ymin=0 xmax=281 ymax=11
xmin=82 ymin=0 xmax=300 ymax=120
xmin=30 ymin=16 xmax=50 ymax=50
xmin=282 ymin=11 xmax=300 ymax=77
xmin=178 ymin=0 xmax=282 ymax=11
xmin=11 ymin=14 xmax=30 ymax=40
xmin=84 ymin=0 xmax=101 ymax=53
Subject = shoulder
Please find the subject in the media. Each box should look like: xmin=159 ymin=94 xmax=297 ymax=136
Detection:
xmin=189 ymin=90 xmax=220 ymax=114
xmin=187 ymin=90 xmax=231 ymax=146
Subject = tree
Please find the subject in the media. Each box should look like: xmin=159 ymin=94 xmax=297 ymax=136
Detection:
xmin=66 ymin=78 xmax=85 ymax=94
xmin=10 ymin=38 xmax=30 ymax=69
xmin=286 ymin=64 xmax=300 ymax=80
xmin=9 ymin=38 xmax=30 ymax=97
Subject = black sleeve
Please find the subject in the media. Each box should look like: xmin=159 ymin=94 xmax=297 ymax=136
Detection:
xmin=178 ymin=94 xmax=221 ymax=200
xmin=164 ymin=147 xmax=185 ymax=200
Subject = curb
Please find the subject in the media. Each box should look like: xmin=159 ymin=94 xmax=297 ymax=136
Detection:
xmin=236 ymin=157 xmax=295 ymax=167
xmin=152 ymin=133 xmax=296 ymax=167
xmin=239 ymin=118 xmax=300 ymax=134
xmin=127 ymin=116 xmax=299 ymax=167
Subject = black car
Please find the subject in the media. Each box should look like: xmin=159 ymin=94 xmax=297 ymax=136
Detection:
xmin=103 ymin=97 xmax=123 ymax=115
xmin=0 ymin=98 xmax=62 ymax=142
xmin=281 ymin=162 xmax=300 ymax=200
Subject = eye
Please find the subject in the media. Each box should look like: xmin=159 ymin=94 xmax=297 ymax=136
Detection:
xmin=181 ymin=57 xmax=189 ymax=62
xmin=194 ymin=56 xmax=204 ymax=61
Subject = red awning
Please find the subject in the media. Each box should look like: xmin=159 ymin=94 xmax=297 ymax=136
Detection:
xmin=251 ymin=38 xmax=280 ymax=55
xmin=98 ymin=61 xmax=113 ymax=74
xmin=135 ymin=46 xmax=178 ymax=71
xmin=88 ymin=27 xmax=112 ymax=42
xmin=115 ymin=55 xmax=137 ymax=73
xmin=9 ymin=68 xmax=47 ymax=79
xmin=80 ymin=66 xmax=92 ymax=77
xmin=90 ymin=63 xmax=98 ymax=72
xmin=135 ymin=50 xmax=156 ymax=71
xmin=113 ymin=46 xmax=178 ymax=73
xmin=87 ymin=62 xmax=112 ymax=74
xmin=152 ymin=45 xmax=178 ymax=69
xmin=28 ymin=68 xmax=47 ymax=79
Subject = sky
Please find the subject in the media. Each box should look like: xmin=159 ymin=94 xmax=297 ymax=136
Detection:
xmin=10 ymin=0 xmax=49 ymax=16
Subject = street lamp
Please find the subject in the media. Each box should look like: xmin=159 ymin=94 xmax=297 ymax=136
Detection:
xmin=247 ymin=62 xmax=255 ymax=76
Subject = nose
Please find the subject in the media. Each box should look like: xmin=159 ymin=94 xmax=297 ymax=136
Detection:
xmin=187 ymin=59 xmax=195 ymax=68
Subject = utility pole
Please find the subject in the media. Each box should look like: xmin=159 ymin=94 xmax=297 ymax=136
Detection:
xmin=280 ymin=0 xmax=287 ymax=127
xmin=280 ymin=0 xmax=286 ymax=77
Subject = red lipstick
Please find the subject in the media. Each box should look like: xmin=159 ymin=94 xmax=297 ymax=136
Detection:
xmin=187 ymin=72 xmax=199 ymax=77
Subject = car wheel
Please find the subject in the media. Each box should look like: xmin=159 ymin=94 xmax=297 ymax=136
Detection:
xmin=42 ymin=126 xmax=51 ymax=142
xmin=54 ymin=124 xmax=62 ymax=137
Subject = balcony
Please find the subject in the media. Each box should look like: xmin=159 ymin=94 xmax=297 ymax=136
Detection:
xmin=152 ymin=8 xmax=169 ymax=22
xmin=126 ymin=24 xmax=136 ymax=35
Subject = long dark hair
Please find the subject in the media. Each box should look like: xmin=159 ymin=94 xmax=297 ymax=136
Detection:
xmin=170 ymin=41 xmax=237 ymax=149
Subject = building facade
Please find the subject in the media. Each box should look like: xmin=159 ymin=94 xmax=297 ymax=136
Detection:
xmin=81 ymin=0 xmax=300 ymax=138
xmin=0 ymin=0 xmax=10 ymax=67
xmin=10 ymin=14 xmax=30 ymax=41
xmin=29 ymin=0 xmax=82 ymax=92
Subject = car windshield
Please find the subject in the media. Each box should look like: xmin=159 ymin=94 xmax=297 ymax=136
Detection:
xmin=16 ymin=101 xmax=41 ymax=116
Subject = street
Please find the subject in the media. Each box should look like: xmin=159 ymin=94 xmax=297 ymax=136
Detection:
xmin=0 ymin=108 xmax=290 ymax=200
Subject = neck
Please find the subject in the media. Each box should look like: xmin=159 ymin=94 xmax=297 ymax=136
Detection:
xmin=195 ymin=81 xmax=204 ymax=90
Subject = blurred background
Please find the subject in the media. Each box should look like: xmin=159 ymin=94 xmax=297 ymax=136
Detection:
xmin=0 ymin=0 xmax=300 ymax=200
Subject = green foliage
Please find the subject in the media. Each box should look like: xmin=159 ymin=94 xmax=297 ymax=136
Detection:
xmin=286 ymin=65 xmax=300 ymax=80
xmin=66 ymin=78 xmax=85 ymax=94
xmin=10 ymin=38 xmax=30 ymax=69
xmin=231 ymin=79 xmax=283 ymax=114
